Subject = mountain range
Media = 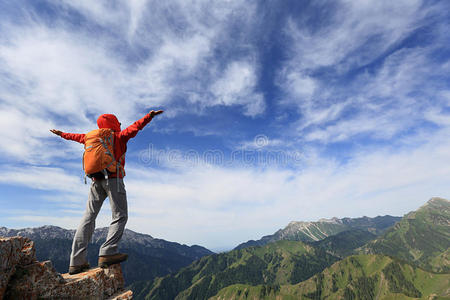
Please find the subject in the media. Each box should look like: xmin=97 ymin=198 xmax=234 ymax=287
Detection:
xmin=139 ymin=240 xmax=339 ymax=300
xmin=135 ymin=197 xmax=450 ymax=299
xmin=360 ymin=197 xmax=450 ymax=273
xmin=1 ymin=197 xmax=448 ymax=299
xmin=212 ymin=254 xmax=449 ymax=300
xmin=0 ymin=225 xmax=213 ymax=285
xmin=235 ymin=215 xmax=401 ymax=250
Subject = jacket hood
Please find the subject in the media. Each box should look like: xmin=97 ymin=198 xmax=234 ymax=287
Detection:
xmin=97 ymin=114 xmax=121 ymax=132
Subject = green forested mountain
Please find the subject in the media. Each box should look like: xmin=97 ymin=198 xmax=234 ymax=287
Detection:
xmin=139 ymin=240 xmax=339 ymax=300
xmin=4 ymin=198 xmax=447 ymax=300
xmin=234 ymin=215 xmax=400 ymax=250
xmin=142 ymin=198 xmax=449 ymax=300
xmin=360 ymin=197 xmax=450 ymax=272
xmin=310 ymin=229 xmax=377 ymax=258
xmin=212 ymin=254 xmax=450 ymax=300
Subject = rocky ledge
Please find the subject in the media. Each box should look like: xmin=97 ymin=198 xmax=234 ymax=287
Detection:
xmin=0 ymin=236 xmax=132 ymax=299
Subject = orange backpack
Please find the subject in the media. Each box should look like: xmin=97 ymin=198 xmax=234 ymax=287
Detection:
xmin=83 ymin=129 xmax=124 ymax=181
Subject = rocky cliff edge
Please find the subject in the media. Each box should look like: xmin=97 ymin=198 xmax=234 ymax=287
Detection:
xmin=0 ymin=236 xmax=132 ymax=299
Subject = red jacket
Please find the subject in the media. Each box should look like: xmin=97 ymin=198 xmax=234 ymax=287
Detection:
xmin=61 ymin=113 xmax=153 ymax=178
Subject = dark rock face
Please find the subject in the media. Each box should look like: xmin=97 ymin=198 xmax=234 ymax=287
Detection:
xmin=0 ymin=236 xmax=36 ymax=298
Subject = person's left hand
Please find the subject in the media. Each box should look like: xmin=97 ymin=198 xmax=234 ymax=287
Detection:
xmin=50 ymin=129 xmax=62 ymax=136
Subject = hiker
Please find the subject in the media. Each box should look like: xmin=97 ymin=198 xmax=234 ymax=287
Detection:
xmin=50 ymin=110 xmax=163 ymax=275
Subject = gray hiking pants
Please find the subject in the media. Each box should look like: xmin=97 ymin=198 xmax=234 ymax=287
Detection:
xmin=70 ymin=178 xmax=128 ymax=266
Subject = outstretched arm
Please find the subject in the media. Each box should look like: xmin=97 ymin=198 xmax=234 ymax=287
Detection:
xmin=50 ymin=129 xmax=85 ymax=144
xmin=119 ymin=110 xmax=164 ymax=142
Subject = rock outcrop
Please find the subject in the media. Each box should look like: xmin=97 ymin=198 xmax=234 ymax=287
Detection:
xmin=0 ymin=236 xmax=132 ymax=299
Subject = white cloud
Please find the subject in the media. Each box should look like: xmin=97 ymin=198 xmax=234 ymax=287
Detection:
xmin=115 ymin=128 xmax=450 ymax=247
xmin=55 ymin=0 xmax=128 ymax=31
xmin=276 ymin=0 xmax=449 ymax=144
xmin=127 ymin=0 xmax=149 ymax=39
xmin=209 ymin=61 xmax=265 ymax=116
xmin=133 ymin=130 xmax=450 ymax=248
xmin=0 ymin=0 xmax=264 ymax=163
xmin=277 ymin=69 xmax=317 ymax=106
xmin=305 ymin=46 xmax=447 ymax=143
xmin=304 ymin=104 xmax=415 ymax=142
xmin=425 ymin=108 xmax=450 ymax=126
xmin=0 ymin=25 xmax=138 ymax=122
xmin=284 ymin=0 xmax=423 ymax=71
xmin=0 ymin=165 xmax=85 ymax=192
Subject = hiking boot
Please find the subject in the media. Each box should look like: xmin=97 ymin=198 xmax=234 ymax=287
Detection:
xmin=98 ymin=253 xmax=128 ymax=268
xmin=68 ymin=263 xmax=90 ymax=275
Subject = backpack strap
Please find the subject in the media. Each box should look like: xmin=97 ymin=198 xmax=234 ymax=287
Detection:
xmin=98 ymin=132 xmax=115 ymax=188
xmin=82 ymin=151 xmax=86 ymax=184
xmin=115 ymin=153 xmax=126 ymax=192
xmin=98 ymin=138 xmax=114 ymax=159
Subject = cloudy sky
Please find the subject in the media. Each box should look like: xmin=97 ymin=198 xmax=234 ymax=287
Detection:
xmin=1 ymin=0 xmax=449 ymax=251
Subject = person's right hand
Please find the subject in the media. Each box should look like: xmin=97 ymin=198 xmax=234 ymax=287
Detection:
xmin=150 ymin=110 xmax=164 ymax=117
xmin=50 ymin=129 xmax=62 ymax=136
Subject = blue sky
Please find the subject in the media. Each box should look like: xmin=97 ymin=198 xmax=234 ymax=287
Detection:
xmin=0 ymin=0 xmax=449 ymax=251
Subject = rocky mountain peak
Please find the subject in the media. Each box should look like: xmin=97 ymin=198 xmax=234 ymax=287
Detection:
xmin=286 ymin=221 xmax=311 ymax=228
xmin=317 ymin=217 xmax=342 ymax=224
xmin=235 ymin=215 xmax=401 ymax=250
xmin=424 ymin=197 xmax=450 ymax=209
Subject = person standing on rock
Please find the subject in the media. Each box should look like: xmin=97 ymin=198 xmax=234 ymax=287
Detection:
xmin=50 ymin=110 xmax=164 ymax=275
